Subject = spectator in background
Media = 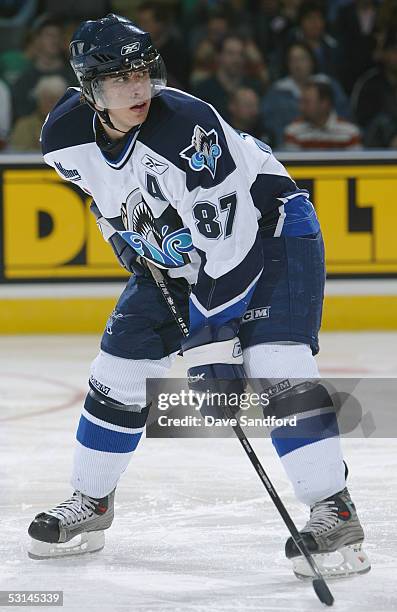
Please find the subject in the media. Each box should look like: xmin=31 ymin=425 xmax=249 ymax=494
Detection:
xmin=41 ymin=0 xmax=111 ymax=20
xmin=334 ymin=0 xmax=378 ymax=94
xmin=218 ymin=0 xmax=252 ymax=36
xmin=253 ymin=0 xmax=300 ymax=80
xmin=0 ymin=78 xmax=11 ymax=149
xmin=389 ymin=133 xmax=397 ymax=148
xmin=262 ymin=42 xmax=349 ymax=147
xmin=0 ymin=30 xmax=35 ymax=87
xmin=193 ymin=34 xmax=268 ymax=121
xmin=327 ymin=0 xmax=353 ymax=24
xmin=189 ymin=9 xmax=230 ymax=88
xmin=109 ymin=0 xmax=139 ymax=22
xmin=0 ymin=0 xmax=37 ymax=53
xmin=351 ymin=29 xmax=397 ymax=130
xmin=10 ymin=75 xmax=67 ymax=151
xmin=0 ymin=0 xmax=34 ymax=19
xmin=377 ymin=1 xmax=397 ymax=45
xmin=364 ymin=111 xmax=397 ymax=148
xmin=136 ymin=2 xmax=190 ymax=90
xmin=281 ymin=0 xmax=304 ymax=22
xmin=184 ymin=0 xmax=249 ymax=45
xmin=283 ymin=78 xmax=362 ymax=150
xmin=11 ymin=14 xmax=76 ymax=121
xmin=228 ymin=86 xmax=273 ymax=145
xmin=290 ymin=1 xmax=339 ymax=77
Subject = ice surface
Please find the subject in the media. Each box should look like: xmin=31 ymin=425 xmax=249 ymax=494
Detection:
xmin=0 ymin=333 xmax=396 ymax=611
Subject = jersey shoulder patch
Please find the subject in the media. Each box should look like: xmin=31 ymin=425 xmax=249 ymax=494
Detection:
xmin=139 ymin=88 xmax=236 ymax=191
xmin=41 ymin=88 xmax=95 ymax=156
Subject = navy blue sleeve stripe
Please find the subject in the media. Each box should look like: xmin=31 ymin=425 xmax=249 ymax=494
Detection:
xmin=250 ymin=173 xmax=297 ymax=217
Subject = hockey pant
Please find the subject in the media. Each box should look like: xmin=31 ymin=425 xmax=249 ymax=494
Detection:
xmin=72 ymin=232 xmax=346 ymax=504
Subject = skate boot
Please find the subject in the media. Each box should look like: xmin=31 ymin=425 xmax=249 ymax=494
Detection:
xmin=28 ymin=489 xmax=115 ymax=559
xmin=285 ymin=487 xmax=371 ymax=580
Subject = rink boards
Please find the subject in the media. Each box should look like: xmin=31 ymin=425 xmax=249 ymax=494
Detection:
xmin=0 ymin=152 xmax=396 ymax=333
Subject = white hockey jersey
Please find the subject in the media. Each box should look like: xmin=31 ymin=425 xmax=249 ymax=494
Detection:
xmin=41 ymin=87 xmax=319 ymax=339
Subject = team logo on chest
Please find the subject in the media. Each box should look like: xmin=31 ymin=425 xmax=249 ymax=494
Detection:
xmin=180 ymin=125 xmax=222 ymax=178
xmin=119 ymin=188 xmax=193 ymax=269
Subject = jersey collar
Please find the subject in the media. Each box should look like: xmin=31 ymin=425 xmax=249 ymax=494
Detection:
xmin=93 ymin=113 xmax=141 ymax=170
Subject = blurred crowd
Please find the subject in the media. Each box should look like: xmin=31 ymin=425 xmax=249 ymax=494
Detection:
xmin=1 ymin=0 xmax=397 ymax=152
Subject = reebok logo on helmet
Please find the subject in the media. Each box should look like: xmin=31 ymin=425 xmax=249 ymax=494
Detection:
xmin=121 ymin=42 xmax=141 ymax=55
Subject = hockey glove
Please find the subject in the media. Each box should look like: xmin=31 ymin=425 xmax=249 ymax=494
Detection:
xmin=182 ymin=324 xmax=247 ymax=419
xmin=90 ymin=201 xmax=146 ymax=275
xmin=108 ymin=232 xmax=147 ymax=276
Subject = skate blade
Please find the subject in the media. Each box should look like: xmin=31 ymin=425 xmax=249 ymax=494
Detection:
xmin=28 ymin=530 xmax=105 ymax=560
xmin=292 ymin=543 xmax=371 ymax=581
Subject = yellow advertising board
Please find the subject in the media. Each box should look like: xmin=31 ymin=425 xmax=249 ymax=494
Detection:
xmin=1 ymin=159 xmax=397 ymax=281
xmin=0 ymin=154 xmax=396 ymax=332
xmin=2 ymin=168 xmax=127 ymax=280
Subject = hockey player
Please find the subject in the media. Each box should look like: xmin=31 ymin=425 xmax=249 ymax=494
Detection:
xmin=28 ymin=14 xmax=370 ymax=579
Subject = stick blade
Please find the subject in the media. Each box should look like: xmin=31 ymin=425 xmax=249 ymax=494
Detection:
xmin=312 ymin=578 xmax=334 ymax=606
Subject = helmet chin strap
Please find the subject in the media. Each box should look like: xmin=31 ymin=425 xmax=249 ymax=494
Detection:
xmin=84 ymin=98 xmax=131 ymax=134
xmin=98 ymin=108 xmax=131 ymax=134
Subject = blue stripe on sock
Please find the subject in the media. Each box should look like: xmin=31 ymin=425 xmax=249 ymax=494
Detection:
xmin=271 ymin=412 xmax=339 ymax=458
xmin=76 ymin=415 xmax=142 ymax=453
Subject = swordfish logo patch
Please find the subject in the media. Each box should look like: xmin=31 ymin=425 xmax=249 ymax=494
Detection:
xmin=119 ymin=188 xmax=193 ymax=269
xmin=180 ymin=125 xmax=222 ymax=178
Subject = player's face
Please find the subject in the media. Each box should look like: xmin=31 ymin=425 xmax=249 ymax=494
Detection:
xmin=94 ymin=69 xmax=152 ymax=129
xmin=106 ymin=101 xmax=151 ymax=131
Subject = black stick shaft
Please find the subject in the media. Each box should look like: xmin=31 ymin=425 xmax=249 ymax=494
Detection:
xmin=146 ymin=262 xmax=190 ymax=337
xmin=223 ymin=405 xmax=329 ymax=582
xmin=145 ymin=260 xmax=334 ymax=605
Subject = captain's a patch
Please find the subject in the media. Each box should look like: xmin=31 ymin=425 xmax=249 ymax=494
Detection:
xmin=180 ymin=125 xmax=222 ymax=178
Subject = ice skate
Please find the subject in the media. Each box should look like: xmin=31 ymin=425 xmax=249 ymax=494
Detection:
xmin=28 ymin=489 xmax=115 ymax=559
xmin=285 ymin=487 xmax=371 ymax=580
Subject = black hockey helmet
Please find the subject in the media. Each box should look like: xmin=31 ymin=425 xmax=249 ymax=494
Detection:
xmin=70 ymin=14 xmax=166 ymax=115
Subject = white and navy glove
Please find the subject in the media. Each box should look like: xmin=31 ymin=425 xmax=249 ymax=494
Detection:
xmin=182 ymin=324 xmax=246 ymax=418
xmin=90 ymin=201 xmax=147 ymax=276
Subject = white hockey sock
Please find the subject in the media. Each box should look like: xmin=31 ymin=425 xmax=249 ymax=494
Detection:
xmin=277 ymin=436 xmax=346 ymax=506
xmin=244 ymin=343 xmax=346 ymax=506
xmin=71 ymin=351 xmax=175 ymax=498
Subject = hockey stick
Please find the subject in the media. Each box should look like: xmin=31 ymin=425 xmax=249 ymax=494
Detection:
xmin=146 ymin=260 xmax=334 ymax=607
